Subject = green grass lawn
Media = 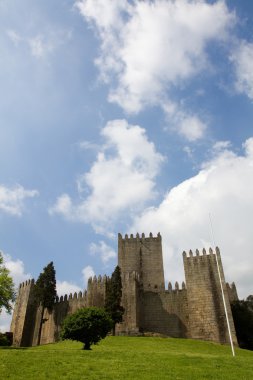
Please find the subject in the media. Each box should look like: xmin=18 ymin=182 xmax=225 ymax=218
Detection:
xmin=1 ymin=337 xmax=253 ymax=380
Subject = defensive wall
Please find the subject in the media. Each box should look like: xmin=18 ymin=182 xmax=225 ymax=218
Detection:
xmin=11 ymin=232 xmax=238 ymax=346
xmin=11 ymin=275 xmax=107 ymax=346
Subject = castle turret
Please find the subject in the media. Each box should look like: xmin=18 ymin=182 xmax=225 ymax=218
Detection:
xmin=87 ymin=275 xmax=107 ymax=307
xmin=10 ymin=280 xmax=37 ymax=347
xmin=117 ymin=233 xmax=165 ymax=335
xmin=118 ymin=232 xmax=165 ymax=292
xmin=183 ymin=247 xmax=237 ymax=345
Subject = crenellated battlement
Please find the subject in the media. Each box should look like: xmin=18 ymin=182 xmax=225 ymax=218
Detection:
xmin=118 ymin=232 xmax=161 ymax=242
xmin=53 ymin=274 xmax=110 ymax=308
xmin=55 ymin=290 xmax=87 ymax=304
xmin=182 ymin=248 xmax=223 ymax=269
xmin=226 ymin=282 xmax=237 ymax=290
xmin=87 ymin=274 xmax=108 ymax=289
xmin=183 ymin=247 xmax=220 ymax=259
xmin=167 ymin=281 xmax=186 ymax=292
xmin=121 ymin=271 xmax=140 ymax=282
xmin=226 ymin=282 xmax=238 ymax=302
xmin=19 ymin=279 xmax=35 ymax=288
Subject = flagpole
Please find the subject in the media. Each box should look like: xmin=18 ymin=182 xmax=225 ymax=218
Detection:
xmin=209 ymin=213 xmax=235 ymax=357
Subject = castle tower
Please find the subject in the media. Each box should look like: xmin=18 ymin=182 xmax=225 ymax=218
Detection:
xmin=10 ymin=280 xmax=37 ymax=347
xmin=118 ymin=233 xmax=165 ymax=292
xmin=183 ymin=247 xmax=237 ymax=344
xmin=117 ymin=233 xmax=165 ymax=335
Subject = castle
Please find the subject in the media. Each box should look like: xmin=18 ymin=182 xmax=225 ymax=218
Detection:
xmin=10 ymin=233 xmax=238 ymax=346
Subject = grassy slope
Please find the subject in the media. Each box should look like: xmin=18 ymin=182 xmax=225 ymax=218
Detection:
xmin=1 ymin=337 xmax=253 ymax=380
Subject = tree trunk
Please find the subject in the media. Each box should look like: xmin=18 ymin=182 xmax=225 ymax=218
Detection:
xmin=84 ymin=341 xmax=91 ymax=350
xmin=112 ymin=324 xmax=116 ymax=336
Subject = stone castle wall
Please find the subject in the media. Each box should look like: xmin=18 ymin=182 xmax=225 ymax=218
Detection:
xmin=11 ymin=275 xmax=107 ymax=346
xmin=141 ymin=283 xmax=189 ymax=337
xmin=11 ymin=233 xmax=238 ymax=347
xmin=183 ymin=248 xmax=237 ymax=344
xmin=226 ymin=282 xmax=238 ymax=303
xmin=116 ymin=271 xmax=140 ymax=335
xmin=10 ymin=280 xmax=37 ymax=347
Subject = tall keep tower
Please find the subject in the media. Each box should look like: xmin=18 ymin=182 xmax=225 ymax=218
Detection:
xmin=118 ymin=233 xmax=165 ymax=334
xmin=118 ymin=232 xmax=165 ymax=292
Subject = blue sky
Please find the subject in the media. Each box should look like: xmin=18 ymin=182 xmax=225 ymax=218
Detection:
xmin=1 ymin=0 xmax=253 ymax=330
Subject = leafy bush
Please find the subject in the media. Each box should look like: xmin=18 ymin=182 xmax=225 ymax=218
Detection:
xmin=231 ymin=296 xmax=253 ymax=350
xmin=61 ymin=307 xmax=112 ymax=350
xmin=0 ymin=252 xmax=15 ymax=314
xmin=0 ymin=332 xmax=12 ymax=346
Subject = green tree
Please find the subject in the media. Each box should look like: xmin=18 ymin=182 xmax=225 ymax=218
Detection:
xmin=34 ymin=261 xmax=57 ymax=345
xmin=105 ymin=265 xmax=124 ymax=335
xmin=231 ymin=297 xmax=253 ymax=350
xmin=0 ymin=252 xmax=15 ymax=314
xmin=61 ymin=307 xmax=112 ymax=350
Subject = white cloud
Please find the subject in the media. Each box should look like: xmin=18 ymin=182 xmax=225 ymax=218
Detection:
xmin=0 ymin=311 xmax=12 ymax=333
xmin=2 ymin=253 xmax=31 ymax=287
xmin=79 ymin=141 xmax=100 ymax=151
xmin=49 ymin=194 xmax=72 ymax=218
xmin=29 ymin=35 xmax=53 ymax=58
xmin=231 ymin=40 xmax=253 ymax=100
xmin=183 ymin=146 xmax=194 ymax=159
xmin=0 ymin=185 xmax=38 ymax=217
xmin=56 ymin=281 xmax=82 ymax=297
xmin=6 ymin=27 xmax=72 ymax=59
xmin=163 ymin=101 xmax=207 ymax=141
xmin=76 ymin=0 xmax=129 ymax=31
xmin=82 ymin=265 xmax=95 ymax=287
xmin=178 ymin=115 xmax=207 ymax=141
xmin=244 ymin=137 xmax=253 ymax=157
xmin=212 ymin=140 xmax=232 ymax=152
xmin=6 ymin=29 xmax=22 ymax=45
xmin=76 ymin=0 xmax=235 ymax=139
xmin=50 ymin=119 xmax=164 ymax=231
xmin=132 ymin=137 xmax=253 ymax=298
xmin=90 ymin=241 xmax=116 ymax=264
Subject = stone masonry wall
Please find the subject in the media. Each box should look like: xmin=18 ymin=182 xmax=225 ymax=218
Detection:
xmin=141 ymin=282 xmax=189 ymax=337
xmin=226 ymin=282 xmax=239 ymax=303
xmin=39 ymin=275 xmax=107 ymax=344
xmin=10 ymin=280 xmax=37 ymax=347
xmin=183 ymin=247 xmax=237 ymax=344
xmin=118 ymin=233 xmax=165 ymax=292
xmin=116 ymin=271 xmax=140 ymax=335
xmin=11 ymin=275 xmax=107 ymax=346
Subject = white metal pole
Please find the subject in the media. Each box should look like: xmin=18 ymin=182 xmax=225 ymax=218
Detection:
xmin=209 ymin=213 xmax=235 ymax=357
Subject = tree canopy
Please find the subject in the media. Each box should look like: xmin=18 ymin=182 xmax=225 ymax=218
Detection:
xmin=105 ymin=265 xmax=124 ymax=335
xmin=61 ymin=307 xmax=112 ymax=350
xmin=0 ymin=252 xmax=15 ymax=314
xmin=34 ymin=261 xmax=57 ymax=345
xmin=34 ymin=261 xmax=56 ymax=310
xmin=231 ymin=296 xmax=253 ymax=350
